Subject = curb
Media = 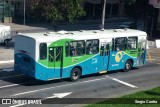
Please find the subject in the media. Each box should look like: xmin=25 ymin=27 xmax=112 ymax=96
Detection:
xmin=156 ymin=40 xmax=160 ymax=48
xmin=0 ymin=60 xmax=14 ymax=64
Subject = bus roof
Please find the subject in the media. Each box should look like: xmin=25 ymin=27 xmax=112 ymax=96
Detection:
xmin=18 ymin=29 xmax=147 ymax=43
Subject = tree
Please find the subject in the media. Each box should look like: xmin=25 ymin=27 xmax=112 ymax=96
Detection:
xmin=28 ymin=0 xmax=85 ymax=31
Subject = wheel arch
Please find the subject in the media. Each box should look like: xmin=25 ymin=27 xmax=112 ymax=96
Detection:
xmin=126 ymin=58 xmax=134 ymax=66
xmin=72 ymin=66 xmax=82 ymax=75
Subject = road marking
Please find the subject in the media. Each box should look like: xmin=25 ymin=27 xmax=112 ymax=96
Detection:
xmin=10 ymin=104 xmax=24 ymax=107
xmin=0 ymin=82 xmax=30 ymax=89
xmin=146 ymin=59 xmax=156 ymax=61
xmin=147 ymin=50 xmax=152 ymax=62
xmin=11 ymin=77 xmax=107 ymax=97
xmin=64 ymin=104 xmax=74 ymax=107
xmin=10 ymin=92 xmax=72 ymax=107
xmin=0 ymin=60 xmax=14 ymax=64
xmin=3 ymin=68 xmax=14 ymax=72
xmin=46 ymin=92 xmax=72 ymax=98
xmin=106 ymin=76 xmax=138 ymax=88
xmin=0 ymin=74 xmax=24 ymax=80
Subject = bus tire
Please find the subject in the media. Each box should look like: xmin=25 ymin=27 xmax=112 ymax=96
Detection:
xmin=70 ymin=68 xmax=81 ymax=81
xmin=123 ymin=60 xmax=132 ymax=72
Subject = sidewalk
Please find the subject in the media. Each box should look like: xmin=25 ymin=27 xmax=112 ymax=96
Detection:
xmin=0 ymin=47 xmax=14 ymax=63
xmin=1 ymin=17 xmax=132 ymax=32
xmin=1 ymin=23 xmax=48 ymax=32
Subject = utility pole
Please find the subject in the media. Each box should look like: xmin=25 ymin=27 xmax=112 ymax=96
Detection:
xmin=24 ymin=0 xmax=26 ymax=25
xmin=101 ymin=0 xmax=106 ymax=30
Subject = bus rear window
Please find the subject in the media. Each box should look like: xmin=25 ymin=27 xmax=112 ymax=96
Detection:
xmin=40 ymin=43 xmax=47 ymax=60
xmin=23 ymin=57 xmax=31 ymax=63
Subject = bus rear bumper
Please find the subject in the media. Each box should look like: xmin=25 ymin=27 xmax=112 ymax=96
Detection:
xmin=14 ymin=65 xmax=35 ymax=78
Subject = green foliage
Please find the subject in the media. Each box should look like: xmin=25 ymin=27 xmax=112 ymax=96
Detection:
xmin=28 ymin=0 xmax=85 ymax=30
xmin=86 ymin=86 xmax=160 ymax=107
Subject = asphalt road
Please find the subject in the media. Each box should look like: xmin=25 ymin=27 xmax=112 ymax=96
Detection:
xmin=0 ymin=61 xmax=159 ymax=107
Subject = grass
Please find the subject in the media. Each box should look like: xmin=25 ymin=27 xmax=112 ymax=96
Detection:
xmin=86 ymin=86 xmax=160 ymax=107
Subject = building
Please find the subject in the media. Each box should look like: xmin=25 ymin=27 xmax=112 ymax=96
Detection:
xmin=148 ymin=0 xmax=160 ymax=39
xmin=82 ymin=0 xmax=124 ymax=19
xmin=0 ymin=0 xmax=125 ymax=23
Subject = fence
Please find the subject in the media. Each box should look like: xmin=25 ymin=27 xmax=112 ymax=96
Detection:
xmin=0 ymin=1 xmax=13 ymax=23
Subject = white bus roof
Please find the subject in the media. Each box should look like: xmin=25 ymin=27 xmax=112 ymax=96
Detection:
xmin=18 ymin=29 xmax=147 ymax=43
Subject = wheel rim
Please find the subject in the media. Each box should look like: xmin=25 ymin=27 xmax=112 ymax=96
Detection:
xmin=126 ymin=63 xmax=130 ymax=70
xmin=72 ymin=71 xmax=78 ymax=80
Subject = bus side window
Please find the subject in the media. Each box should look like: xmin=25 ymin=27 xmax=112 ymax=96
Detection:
xmin=127 ymin=37 xmax=137 ymax=50
xmin=105 ymin=44 xmax=110 ymax=56
xmin=56 ymin=47 xmax=62 ymax=61
xmin=40 ymin=43 xmax=47 ymax=60
xmin=65 ymin=42 xmax=69 ymax=57
xmin=49 ymin=48 xmax=54 ymax=62
xmin=112 ymin=39 xmax=115 ymax=51
xmin=115 ymin=37 xmax=127 ymax=51
xmin=86 ymin=39 xmax=99 ymax=54
xmin=100 ymin=45 xmax=104 ymax=56
xmin=77 ymin=41 xmax=85 ymax=55
xmin=70 ymin=41 xmax=77 ymax=56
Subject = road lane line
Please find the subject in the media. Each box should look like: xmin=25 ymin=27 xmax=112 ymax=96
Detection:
xmin=64 ymin=104 xmax=74 ymax=107
xmin=106 ymin=76 xmax=138 ymax=88
xmin=10 ymin=103 xmax=25 ymax=107
xmin=11 ymin=77 xmax=107 ymax=97
xmin=146 ymin=59 xmax=156 ymax=61
xmin=0 ymin=60 xmax=14 ymax=64
xmin=0 ymin=74 xmax=24 ymax=80
xmin=0 ymin=68 xmax=14 ymax=72
xmin=0 ymin=82 xmax=30 ymax=89
xmin=3 ymin=68 xmax=14 ymax=72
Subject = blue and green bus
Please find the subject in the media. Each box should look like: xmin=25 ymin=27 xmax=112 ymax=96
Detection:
xmin=14 ymin=29 xmax=147 ymax=81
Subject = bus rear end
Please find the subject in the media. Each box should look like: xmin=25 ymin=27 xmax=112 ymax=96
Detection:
xmin=14 ymin=35 xmax=36 ymax=78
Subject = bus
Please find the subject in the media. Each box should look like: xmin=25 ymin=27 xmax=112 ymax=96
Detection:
xmin=14 ymin=29 xmax=147 ymax=81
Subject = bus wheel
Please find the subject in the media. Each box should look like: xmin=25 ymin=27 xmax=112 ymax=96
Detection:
xmin=124 ymin=60 xmax=132 ymax=72
xmin=70 ymin=68 xmax=81 ymax=81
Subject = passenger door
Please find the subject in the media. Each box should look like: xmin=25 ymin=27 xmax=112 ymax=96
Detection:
xmin=99 ymin=39 xmax=111 ymax=71
xmin=109 ymin=38 xmax=127 ymax=70
xmin=48 ymin=46 xmax=63 ymax=78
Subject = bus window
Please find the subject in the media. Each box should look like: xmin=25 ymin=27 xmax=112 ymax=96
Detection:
xmin=86 ymin=39 xmax=99 ymax=54
xmin=49 ymin=48 xmax=54 ymax=62
xmin=70 ymin=40 xmax=85 ymax=56
xmin=105 ymin=44 xmax=110 ymax=56
xmin=23 ymin=57 xmax=31 ymax=63
xmin=77 ymin=41 xmax=85 ymax=55
xmin=70 ymin=41 xmax=77 ymax=56
xmin=115 ymin=37 xmax=127 ymax=51
xmin=127 ymin=37 xmax=137 ymax=50
xmin=56 ymin=47 xmax=62 ymax=61
xmin=112 ymin=38 xmax=115 ymax=51
xmin=65 ymin=42 xmax=69 ymax=57
xmin=40 ymin=43 xmax=47 ymax=60
xmin=100 ymin=45 xmax=104 ymax=56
